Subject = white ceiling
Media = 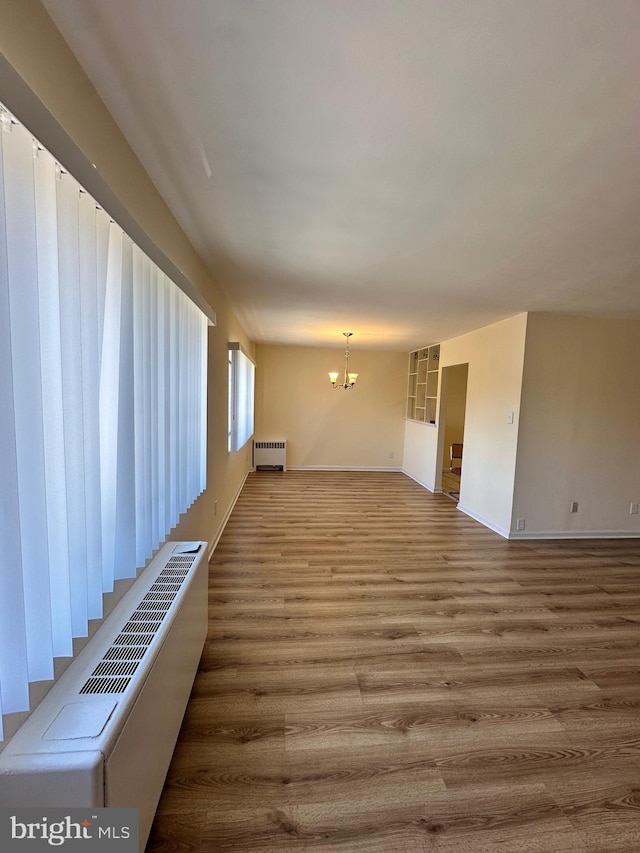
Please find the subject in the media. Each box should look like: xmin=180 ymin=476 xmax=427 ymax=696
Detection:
xmin=41 ymin=0 xmax=640 ymax=350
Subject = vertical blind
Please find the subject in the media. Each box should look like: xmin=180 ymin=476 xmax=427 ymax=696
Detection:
xmin=0 ymin=103 xmax=208 ymax=740
xmin=228 ymin=343 xmax=255 ymax=452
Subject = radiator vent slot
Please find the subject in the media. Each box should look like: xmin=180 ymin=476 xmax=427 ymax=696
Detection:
xmin=143 ymin=592 xmax=178 ymax=602
xmin=165 ymin=557 xmax=196 ymax=568
xmin=103 ymin=645 xmax=147 ymax=662
xmin=91 ymin=661 xmax=140 ymax=678
xmin=80 ymin=677 xmax=132 ymax=695
xmin=136 ymin=600 xmax=171 ymax=613
xmin=78 ymin=553 xmax=196 ymax=695
xmin=122 ymin=619 xmax=162 ymax=633
xmin=253 ymin=439 xmax=287 ymax=471
xmin=143 ymin=593 xmax=173 ymax=602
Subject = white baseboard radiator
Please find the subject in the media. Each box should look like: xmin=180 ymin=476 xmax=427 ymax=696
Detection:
xmin=0 ymin=540 xmax=209 ymax=852
xmin=253 ymin=439 xmax=287 ymax=471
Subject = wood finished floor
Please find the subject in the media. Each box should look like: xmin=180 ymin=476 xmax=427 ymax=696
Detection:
xmin=440 ymin=470 xmax=460 ymax=501
xmin=147 ymin=471 xmax=640 ymax=852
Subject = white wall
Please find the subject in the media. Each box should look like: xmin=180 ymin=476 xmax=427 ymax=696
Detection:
xmin=402 ymin=419 xmax=440 ymax=491
xmin=255 ymin=344 xmax=406 ymax=469
xmin=403 ymin=313 xmax=528 ymax=535
xmin=513 ymin=313 xmax=640 ymax=537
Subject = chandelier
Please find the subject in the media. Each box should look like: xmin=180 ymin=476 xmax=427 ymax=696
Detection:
xmin=329 ymin=332 xmax=359 ymax=389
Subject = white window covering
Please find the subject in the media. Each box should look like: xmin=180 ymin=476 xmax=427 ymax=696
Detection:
xmin=0 ymin=104 xmax=208 ymax=740
xmin=228 ymin=343 xmax=255 ymax=452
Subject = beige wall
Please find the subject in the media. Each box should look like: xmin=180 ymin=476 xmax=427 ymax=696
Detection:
xmin=0 ymin=0 xmax=253 ymax=742
xmin=403 ymin=313 xmax=528 ymax=535
xmin=513 ymin=313 xmax=640 ymax=536
xmin=255 ymin=344 xmax=406 ymax=468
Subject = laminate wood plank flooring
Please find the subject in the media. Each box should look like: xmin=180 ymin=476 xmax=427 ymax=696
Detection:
xmin=147 ymin=471 xmax=640 ymax=852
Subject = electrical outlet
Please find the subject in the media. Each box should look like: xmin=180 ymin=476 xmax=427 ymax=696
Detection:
xmin=214 ymin=500 xmax=218 ymax=516
xmin=516 ymin=518 xmax=525 ymax=531
xmin=389 ymin=451 xmax=394 ymax=459
xmin=570 ymin=501 xmax=579 ymax=513
xmin=631 ymin=502 xmax=639 ymax=515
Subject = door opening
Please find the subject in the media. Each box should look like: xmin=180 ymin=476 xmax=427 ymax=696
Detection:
xmin=438 ymin=363 xmax=468 ymax=502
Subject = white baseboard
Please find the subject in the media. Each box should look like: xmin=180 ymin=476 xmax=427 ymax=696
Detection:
xmin=207 ymin=470 xmax=250 ymax=561
xmin=456 ymin=503 xmax=511 ymax=539
xmin=285 ymin=465 xmax=403 ymax=472
xmin=400 ymin=468 xmax=436 ymax=493
xmin=508 ymin=529 xmax=640 ymax=540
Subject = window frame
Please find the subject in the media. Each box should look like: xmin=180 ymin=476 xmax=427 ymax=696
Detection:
xmin=228 ymin=342 xmax=256 ymax=452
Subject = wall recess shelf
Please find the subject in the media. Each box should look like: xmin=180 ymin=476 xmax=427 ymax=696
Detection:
xmin=406 ymin=344 xmax=440 ymax=424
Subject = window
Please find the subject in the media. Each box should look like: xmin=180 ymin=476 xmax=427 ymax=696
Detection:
xmin=0 ymin=102 xmax=208 ymax=740
xmin=228 ymin=343 xmax=255 ymax=452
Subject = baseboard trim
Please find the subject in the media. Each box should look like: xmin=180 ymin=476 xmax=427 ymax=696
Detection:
xmin=508 ymin=529 xmax=640 ymax=540
xmin=285 ymin=466 xmax=404 ymax=472
xmin=456 ymin=503 xmax=511 ymax=539
xmin=400 ymin=469 xmax=436 ymax=493
xmin=207 ymin=470 xmax=250 ymax=561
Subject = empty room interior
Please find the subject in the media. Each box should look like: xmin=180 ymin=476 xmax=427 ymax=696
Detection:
xmin=1 ymin=1 xmax=640 ymax=851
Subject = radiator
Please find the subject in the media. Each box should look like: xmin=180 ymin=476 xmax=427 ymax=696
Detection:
xmin=0 ymin=540 xmax=208 ymax=852
xmin=253 ymin=439 xmax=287 ymax=471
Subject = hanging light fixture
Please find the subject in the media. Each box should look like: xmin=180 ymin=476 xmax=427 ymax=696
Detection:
xmin=329 ymin=332 xmax=359 ymax=389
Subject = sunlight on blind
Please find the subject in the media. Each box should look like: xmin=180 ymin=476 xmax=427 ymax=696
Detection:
xmin=228 ymin=344 xmax=255 ymax=452
xmin=0 ymin=103 xmax=208 ymax=740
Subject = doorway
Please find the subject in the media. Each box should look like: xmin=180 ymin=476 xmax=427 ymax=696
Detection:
xmin=438 ymin=363 xmax=468 ymax=501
